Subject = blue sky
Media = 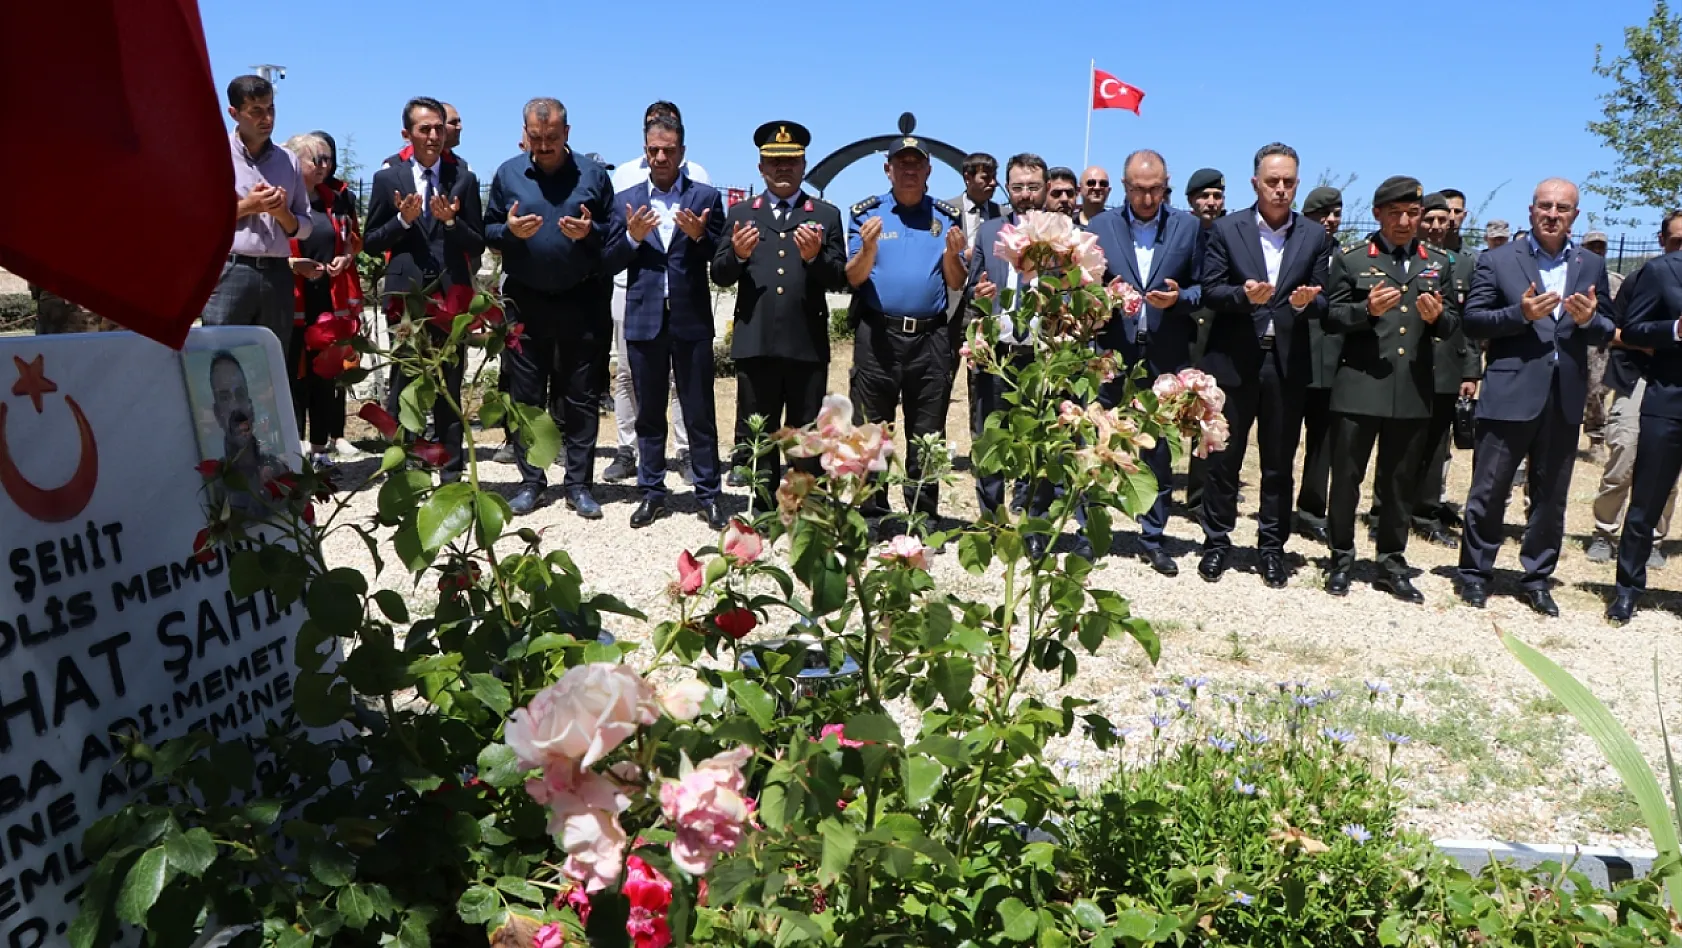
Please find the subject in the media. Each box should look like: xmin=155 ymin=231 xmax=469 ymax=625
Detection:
xmin=203 ymin=0 xmax=1659 ymax=234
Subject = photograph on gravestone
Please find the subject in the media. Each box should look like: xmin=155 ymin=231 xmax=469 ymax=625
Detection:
xmin=0 ymin=328 xmax=309 ymax=948
xmin=183 ymin=346 xmax=291 ymax=519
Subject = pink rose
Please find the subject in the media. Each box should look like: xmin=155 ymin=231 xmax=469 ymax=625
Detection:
xmin=623 ymin=855 xmax=674 ymax=948
xmin=721 ymin=520 xmax=763 ymax=564
xmin=534 ymin=922 xmax=566 ymax=948
xmin=819 ymin=723 xmax=866 ymax=748
xmin=505 ymin=663 xmax=660 ymax=771
xmin=660 ymin=746 xmax=754 ymax=875
xmin=656 ymin=679 xmax=711 ymax=721
xmin=676 ymin=550 xmax=704 ymax=596
xmin=558 ymin=806 xmax=628 ymax=892
xmin=1152 ymin=373 xmax=1188 ymax=399
xmin=877 ymin=534 xmax=930 ymax=570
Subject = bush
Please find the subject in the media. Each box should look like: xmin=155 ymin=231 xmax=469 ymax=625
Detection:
xmin=829 ymin=306 xmax=852 ymax=340
xmin=0 ymin=292 xmax=36 ymax=331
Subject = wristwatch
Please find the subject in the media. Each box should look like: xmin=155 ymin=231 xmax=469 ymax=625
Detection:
xmin=443 ymin=219 xmax=457 ymax=230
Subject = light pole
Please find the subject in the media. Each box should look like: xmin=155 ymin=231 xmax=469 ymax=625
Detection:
xmin=251 ymin=64 xmax=287 ymax=83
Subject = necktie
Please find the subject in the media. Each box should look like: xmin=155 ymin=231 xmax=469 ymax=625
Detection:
xmin=422 ymin=167 xmax=435 ymax=220
xmin=775 ymin=200 xmax=789 ymax=223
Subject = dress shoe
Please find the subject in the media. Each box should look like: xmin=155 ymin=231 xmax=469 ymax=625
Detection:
xmin=1141 ymin=548 xmax=1179 ymax=577
xmin=1649 ymin=546 xmax=1668 ymax=570
xmin=601 ymin=447 xmax=637 ymax=483
xmin=1458 ymin=580 xmax=1489 ymax=608
xmin=1523 ymin=588 xmax=1560 ymax=618
xmin=725 ymin=468 xmax=750 ymax=489
xmin=492 ymin=443 xmax=518 ymax=465
xmin=1375 ymin=574 xmax=1425 ymax=604
xmin=1198 ymin=549 xmax=1228 ymax=583
xmin=1605 ymin=590 xmax=1640 ymax=624
xmin=1297 ymin=522 xmax=1330 ymax=544
xmin=1261 ymin=552 xmax=1289 ymax=589
xmin=1419 ymin=526 xmax=1459 ymax=548
xmin=1325 ymin=570 xmax=1351 ymax=597
xmin=1025 ymin=534 xmax=1049 ymax=562
xmin=565 ymin=487 xmax=603 ymax=520
xmin=700 ymin=499 xmax=730 ymax=531
xmin=674 ymin=450 xmax=696 ymax=487
xmin=630 ymin=496 xmax=670 ymax=528
xmin=1585 ymin=536 xmax=1614 ymax=563
xmin=509 ymin=487 xmax=541 ymax=516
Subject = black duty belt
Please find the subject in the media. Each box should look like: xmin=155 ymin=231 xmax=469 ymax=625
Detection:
xmin=873 ymin=313 xmax=946 ymax=335
xmin=228 ymin=253 xmax=287 ymax=270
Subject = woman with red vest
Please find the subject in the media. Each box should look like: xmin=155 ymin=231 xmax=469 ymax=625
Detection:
xmin=284 ymin=132 xmax=363 ymax=465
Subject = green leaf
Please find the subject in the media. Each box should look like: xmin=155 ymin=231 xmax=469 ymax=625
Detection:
xmin=163 ymin=827 xmax=216 ymax=877
xmin=1377 ymin=914 xmax=1404 ymax=947
xmin=477 ymin=743 xmax=526 ymax=789
xmin=957 ymin=533 xmax=993 ymax=574
xmin=818 ymin=820 xmax=857 ymax=885
xmin=1109 ymin=909 xmax=1158 ymax=941
xmin=810 ymin=558 xmax=848 ymax=615
xmin=1124 ymin=618 xmax=1161 ymax=665
xmin=308 ymin=842 xmax=354 ymax=887
xmin=844 ymin=712 xmax=901 ymax=745
xmin=378 ymin=444 xmax=409 ymax=475
xmin=467 ymin=673 xmax=513 ymax=716
xmin=228 ymin=550 xmax=265 ymax=600
xmin=378 ymin=470 xmax=434 ymax=523
xmin=397 ymin=375 xmax=437 ymax=433
xmin=475 ymin=491 xmax=510 ymax=546
xmin=513 ymin=404 xmax=561 ymax=468
xmin=115 ymin=847 xmax=169 ymax=925
xmin=397 ymin=910 xmax=433 ymax=948
xmin=373 ymin=589 xmax=410 ymax=623
xmin=306 ymin=576 xmax=363 ymax=638
xmin=495 ymin=876 xmax=544 ymax=904
xmin=340 ymin=884 xmax=376 ymax=930
xmin=930 ymin=655 xmax=974 ymax=711
xmin=997 ymin=897 xmax=1038 ymax=942
xmin=1502 ymin=630 xmax=1682 ymax=905
xmin=903 ymin=756 xmax=944 ymax=807
xmin=456 ymin=884 xmax=501 ymax=925
xmin=1284 ymin=876 xmax=1306 ymax=917
xmin=1072 ymin=900 xmax=1106 ymax=931
xmin=417 ymin=482 xmax=475 ymax=552
xmin=1116 ymin=466 xmax=1159 ymax=519
xmin=1083 ymin=506 xmax=1111 ymax=561
xmin=729 ymin=679 xmax=776 ymax=730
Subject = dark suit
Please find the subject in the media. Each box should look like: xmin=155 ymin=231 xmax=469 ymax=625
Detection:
xmin=1296 ymin=231 xmax=1345 ymax=530
xmin=603 ymin=177 xmax=728 ymax=502
xmin=1090 ymin=206 xmax=1203 ymax=550
xmin=1405 ymin=248 xmax=1483 ymax=529
xmin=1323 ymin=237 xmax=1461 ymax=575
xmin=1457 ymin=238 xmax=1615 ymax=590
xmin=712 ymin=190 xmax=846 ymax=492
xmin=364 ymin=157 xmax=484 ymax=477
xmin=1613 ymin=250 xmax=1682 ymax=596
xmin=1197 ymin=206 xmax=1331 ymax=553
xmin=961 ymin=212 xmax=1043 ymax=515
xmin=1184 ymin=220 xmax=1222 ymax=510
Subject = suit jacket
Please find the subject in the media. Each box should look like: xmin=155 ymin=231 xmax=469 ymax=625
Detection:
xmin=1198 ymin=204 xmax=1330 ymax=389
xmin=962 ymin=212 xmax=1022 ymax=337
xmin=363 ymin=158 xmax=485 ymax=301
xmin=950 ymin=192 xmax=1003 ymax=244
xmin=712 ymin=191 xmax=846 ymax=363
xmin=1324 ymin=236 xmax=1461 ymax=419
xmin=1430 ymin=249 xmax=1483 ymax=393
xmin=1619 ymin=250 xmax=1682 ymax=420
xmin=1306 ymin=231 xmax=1344 ymax=389
xmin=1088 ymin=206 xmax=1204 ymax=372
xmin=603 ymin=177 xmax=727 ymax=343
xmin=1462 ymin=239 xmax=1615 ymax=423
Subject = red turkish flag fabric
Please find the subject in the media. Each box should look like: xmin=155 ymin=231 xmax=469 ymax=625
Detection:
xmin=0 ymin=0 xmax=234 ymax=350
xmin=1092 ymin=69 xmax=1146 ymax=114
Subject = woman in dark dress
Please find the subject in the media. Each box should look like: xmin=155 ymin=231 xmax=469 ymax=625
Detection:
xmin=284 ymin=133 xmax=362 ymax=464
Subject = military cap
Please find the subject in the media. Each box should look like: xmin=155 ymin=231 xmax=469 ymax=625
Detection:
xmin=1302 ymin=186 xmax=1342 ymax=216
xmin=889 ymin=135 xmax=929 ymax=159
xmin=1421 ymin=192 xmax=1450 ymax=213
xmin=1186 ymin=167 xmax=1224 ymax=195
xmin=1484 ymin=219 xmax=1511 ymax=239
xmin=584 ymin=152 xmax=615 ymax=172
xmin=754 ymin=121 xmax=809 ymax=158
xmin=1373 ymin=175 xmax=1425 ymax=207
xmin=1583 ymin=229 xmax=1609 ymax=246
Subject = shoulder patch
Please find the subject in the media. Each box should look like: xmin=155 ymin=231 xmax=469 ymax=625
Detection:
xmin=1341 ymin=241 xmax=1368 ymax=257
xmin=851 ymin=196 xmax=881 ymax=217
xmin=932 ymin=198 xmax=961 ymax=220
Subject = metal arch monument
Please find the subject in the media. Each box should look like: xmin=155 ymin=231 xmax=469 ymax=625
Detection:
xmin=806 ymin=112 xmax=968 ymax=198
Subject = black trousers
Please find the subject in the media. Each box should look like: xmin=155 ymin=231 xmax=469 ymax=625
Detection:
xmin=970 ymin=346 xmax=1041 ymax=516
xmin=386 ymin=327 xmax=466 ymax=477
xmin=1614 ymin=413 xmax=1682 ymax=596
xmin=1457 ymin=402 xmax=1581 ymax=591
xmin=1328 ymin=413 xmax=1428 ymax=575
xmin=736 ymin=356 xmax=826 ymax=496
xmin=503 ymin=281 xmax=611 ymax=491
xmin=850 ymin=317 xmax=955 ymax=517
xmin=628 ymin=325 xmax=721 ymax=502
xmin=1296 ymin=386 xmax=1335 ymax=525
xmin=1201 ymin=348 xmax=1305 ymax=553
xmin=1373 ymin=392 xmax=1459 ymax=528
xmin=288 ymin=323 xmax=347 ymax=447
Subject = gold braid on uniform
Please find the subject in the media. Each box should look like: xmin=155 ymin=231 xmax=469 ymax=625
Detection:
xmin=932 ymin=198 xmax=961 ymax=219
xmin=851 ymin=196 xmax=881 ymax=218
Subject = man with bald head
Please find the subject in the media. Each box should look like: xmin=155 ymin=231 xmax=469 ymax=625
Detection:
xmin=1088 ymin=149 xmax=1204 ymax=573
xmin=1079 ymin=165 xmax=1110 ymax=226
xmin=1456 ymin=178 xmax=1614 ymax=616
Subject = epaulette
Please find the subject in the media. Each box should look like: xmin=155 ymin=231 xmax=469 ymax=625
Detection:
xmin=1341 ymin=241 xmax=1369 ymax=257
xmin=932 ymin=198 xmax=961 ymax=220
xmin=851 ymin=196 xmax=881 ymax=217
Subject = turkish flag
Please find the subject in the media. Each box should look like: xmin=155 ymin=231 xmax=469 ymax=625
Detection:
xmin=0 ymin=0 xmax=234 ymax=350
xmin=1092 ymin=69 xmax=1145 ymax=114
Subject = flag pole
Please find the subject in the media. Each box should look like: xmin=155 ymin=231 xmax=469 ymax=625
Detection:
xmin=1082 ymin=58 xmax=1094 ymax=170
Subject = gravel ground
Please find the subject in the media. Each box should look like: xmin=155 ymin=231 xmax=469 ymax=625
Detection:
xmin=319 ymin=349 xmax=1682 ymax=849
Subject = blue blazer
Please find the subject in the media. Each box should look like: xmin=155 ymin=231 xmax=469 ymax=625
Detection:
xmin=1088 ymin=206 xmax=1203 ymax=371
xmin=1198 ymin=205 xmax=1330 ymax=389
xmin=1462 ymin=239 xmax=1614 ymax=424
xmin=1619 ymin=250 xmax=1682 ymax=421
xmin=964 ymin=213 xmax=1018 ymax=308
xmin=603 ymin=177 xmax=726 ymax=343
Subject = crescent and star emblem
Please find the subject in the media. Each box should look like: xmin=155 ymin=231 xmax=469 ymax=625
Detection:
xmin=1099 ymin=78 xmax=1124 ymax=99
xmin=0 ymin=353 xmax=99 ymax=523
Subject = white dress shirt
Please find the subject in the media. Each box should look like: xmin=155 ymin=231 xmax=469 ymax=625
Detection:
xmin=611 ymin=158 xmax=708 ymax=290
xmin=1129 ymin=212 xmax=1160 ymax=286
xmin=1256 ymin=211 xmax=1295 ymax=336
xmin=627 ymin=177 xmax=683 ymax=295
xmin=961 ymin=194 xmax=992 ymax=247
xmin=1529 ymin=234 xmax=1572 ymax=320
xmin=398 ymin=158 xmax=442 ymax=229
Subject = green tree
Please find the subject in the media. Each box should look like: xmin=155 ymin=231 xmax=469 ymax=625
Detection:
xmin=1586 ymin=0 xmax=1682 ymax=226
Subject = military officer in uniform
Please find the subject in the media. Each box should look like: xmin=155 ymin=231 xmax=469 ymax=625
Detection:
xmin=846 ymin=134 xmax=967 ymax=523
xmin=1322 ymin=176 xmax=1461 ymax=602
xmin=1183 ymin=167 xmax=1226 ymax=512
xmin=712 ymin=121 xmax=846 ymax=500
xmin=1294 ymin=186 xmax=1343 ymax=543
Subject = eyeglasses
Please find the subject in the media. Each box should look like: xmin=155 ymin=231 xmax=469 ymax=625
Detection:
xmin=1006 ymin=183 xmax=1044 ymax=194
xmin=1085 ymin=179 xmax=1110 ymax=188
xmin=1048 ymin=188 xmax=1078 ymax=199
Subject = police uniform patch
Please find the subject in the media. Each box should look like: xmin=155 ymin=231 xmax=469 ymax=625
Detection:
xmin=932 ymin=198 xmax=960 ymax=219
xmin=930 ymin=217 xmax=942 ymax=237
xmin=851 ymin=196 xmax=881 ymax=217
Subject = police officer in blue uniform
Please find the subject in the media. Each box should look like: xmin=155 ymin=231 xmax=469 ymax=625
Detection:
xmin=846 ymin=135 xmax=968 ymax=520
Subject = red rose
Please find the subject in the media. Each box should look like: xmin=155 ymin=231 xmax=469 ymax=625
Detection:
xmin=713 ymin=607 xmax=757 ymax=640
xmin=505 ymin=322 xmax=526 ymax=355
xmin=412 ymin=439 xmax=451 ymax=468
xmin=304 ymin=315 xmax=358 ymax=350
xmin=196 ymin=459 xmax=222 ymax=479
xmin=191 ymin=527 xmax=215 ymax=564
xmin=302 ymin=502 xmax=316 ymax=525
xmin=312 ymin=344 xmax=353 ymax=378
xmin=425 ymin=284 xmax=478 ymax=331
xmin=358 ymin=403 xmax=400 ymax=440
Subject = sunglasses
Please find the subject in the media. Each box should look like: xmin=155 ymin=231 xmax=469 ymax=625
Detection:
xmin=1085 ymin=179 xmax=1110 ymax=187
